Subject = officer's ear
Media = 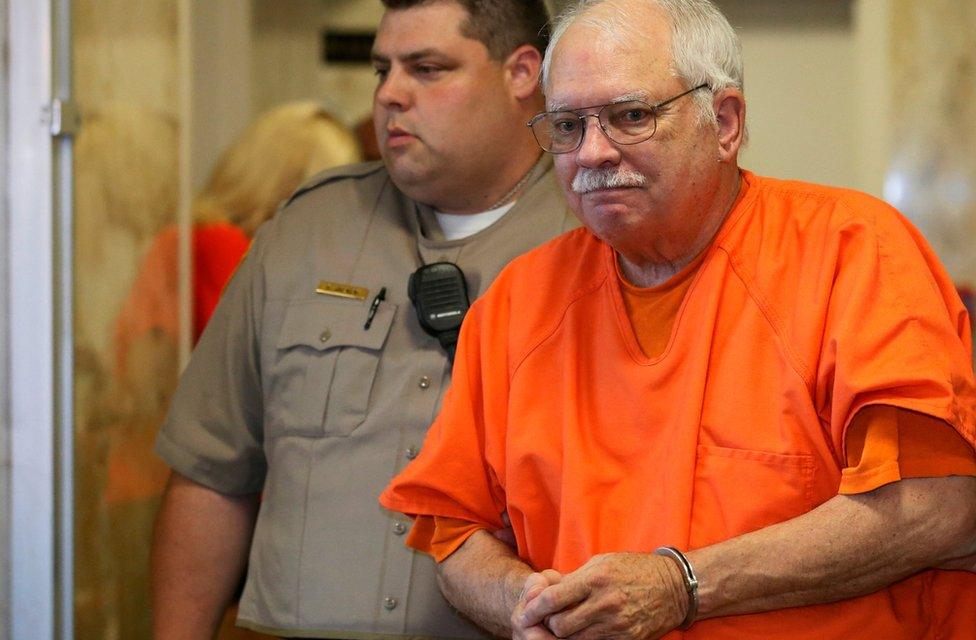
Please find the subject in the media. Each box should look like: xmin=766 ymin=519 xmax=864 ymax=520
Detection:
xmin=503 ymin=44 xmax=543 ymax=101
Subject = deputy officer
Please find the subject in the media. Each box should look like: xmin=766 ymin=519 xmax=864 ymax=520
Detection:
xmin=150 ymin=0 xmax=576 ymax=638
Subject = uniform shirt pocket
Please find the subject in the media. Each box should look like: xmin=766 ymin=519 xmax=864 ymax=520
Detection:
xmin=689 ymin=444 xmax=817 ymax=549
xmin=266 ymin=296 xmax=396 ymax=437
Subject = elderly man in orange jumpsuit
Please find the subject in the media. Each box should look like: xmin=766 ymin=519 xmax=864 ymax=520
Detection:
xmin=381 ymin=0 xmax=976 ymax=638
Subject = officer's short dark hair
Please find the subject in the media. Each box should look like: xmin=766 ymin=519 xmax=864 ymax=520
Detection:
xmin=380 ymin=0 xmax=550 ymax=61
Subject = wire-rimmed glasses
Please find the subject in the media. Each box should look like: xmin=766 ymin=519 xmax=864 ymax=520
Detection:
xmin=527 ymin=84 xmax=710 ymax=154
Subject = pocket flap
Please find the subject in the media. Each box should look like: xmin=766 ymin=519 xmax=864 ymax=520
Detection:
xmin=276 ymin=297 xmax=396 ymax=351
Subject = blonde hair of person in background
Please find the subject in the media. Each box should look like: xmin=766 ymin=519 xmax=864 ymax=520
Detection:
xmin=116 ymin=101 xmax=363 ymax=382
xmin=194 ymin=101 xmax=363 ymax=237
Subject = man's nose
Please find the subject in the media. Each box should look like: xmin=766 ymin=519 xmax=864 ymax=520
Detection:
xmin=375 ymin=67 xmax=412 ymax=111
xmin=575 ymin=115 xmax=621 ymax=167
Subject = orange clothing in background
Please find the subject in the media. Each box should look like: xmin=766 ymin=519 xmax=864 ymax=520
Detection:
xmin=115 ymin=221 xmax=250 ymax=375
xmin=190 ymin=222 xmax=251 ymax=340
xmin=382 ymin=171 xmax=976 ymax=639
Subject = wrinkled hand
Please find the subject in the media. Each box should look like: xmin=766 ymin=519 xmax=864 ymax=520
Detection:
xmin=516 ymin=553 xmax=687 ymax=640
xmin=512 ymin=569 xmax=563 ymax=640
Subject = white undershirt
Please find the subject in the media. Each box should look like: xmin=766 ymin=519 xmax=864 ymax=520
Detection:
xmin=434 ymin=202 xmax=515 ymax=241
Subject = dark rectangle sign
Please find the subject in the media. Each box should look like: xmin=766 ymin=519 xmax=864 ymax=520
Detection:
xmin=322 ymin=31 xmax=376 ymax=64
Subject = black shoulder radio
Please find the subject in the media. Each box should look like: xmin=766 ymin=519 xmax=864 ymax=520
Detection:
xmin=408 ymin=262 xmax=470 ymax=363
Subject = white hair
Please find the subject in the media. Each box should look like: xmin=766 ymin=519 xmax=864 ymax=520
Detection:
xmin=542 ymin=0 xmax=744 ymax=128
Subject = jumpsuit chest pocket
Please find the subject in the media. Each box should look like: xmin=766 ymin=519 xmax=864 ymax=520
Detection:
xmin=265 ymin=296 xmax=396 ymax=437
xmin=688 ymin=443 xmax=818 ymax=549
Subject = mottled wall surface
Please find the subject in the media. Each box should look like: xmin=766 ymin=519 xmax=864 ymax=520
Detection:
xmin=886 ymin=1 xmax=976 ymax=313
xmin=72 ymin=2 xmax=181 ymax=638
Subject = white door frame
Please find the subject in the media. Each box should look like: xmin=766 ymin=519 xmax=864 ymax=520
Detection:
xmin=5 ymin=0 xmax=74 ymax=638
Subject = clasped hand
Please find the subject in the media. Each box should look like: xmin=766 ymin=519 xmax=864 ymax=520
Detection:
xmin=510 ymin=552 xmax=688 ymax=640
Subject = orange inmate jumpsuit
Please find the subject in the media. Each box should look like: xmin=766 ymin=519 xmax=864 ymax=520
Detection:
xmin=381 ymin=172 xmax=976 ymax=638
xmin=406 ymin=247 xmax=976 ymax=561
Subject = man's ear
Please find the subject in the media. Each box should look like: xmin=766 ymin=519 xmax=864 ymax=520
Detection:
xmin=503 ymin=44 xmax=544 ymax=101
xmin=714 ymin=88 xmax=746 ymax=162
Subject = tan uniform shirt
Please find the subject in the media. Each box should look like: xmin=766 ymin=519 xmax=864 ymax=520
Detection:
xmin=156 ymin=159 xmax=577 ymax=638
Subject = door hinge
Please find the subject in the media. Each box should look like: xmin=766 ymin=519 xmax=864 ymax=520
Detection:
xmin=43 ymin=99 xmax=80 ymax=138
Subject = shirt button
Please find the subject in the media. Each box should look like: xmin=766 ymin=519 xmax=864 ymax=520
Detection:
xmin=393 ymin=521 xmax=407 ymax=536
xmin=319 ymin=329 xmax=332 ymax=342
xmin=383 ymin=596 xmax=398 ymax=611
xmin=418 ymin=375 xmax=431 ymax=389
xmin=405 ymin=446 xmax=419 ymax=460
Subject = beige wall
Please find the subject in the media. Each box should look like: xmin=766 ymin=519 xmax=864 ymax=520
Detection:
xmin=190 ymin=3 xmax=253 ymax=192
xmin=251 ymin=0 xmax=384 ymax=128
xmin=886 ymin=0 xmax=976 ymax=292
xmin=723 ymin=0 xmax=859 ymax=190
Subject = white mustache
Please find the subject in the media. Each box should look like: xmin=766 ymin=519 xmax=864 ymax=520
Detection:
xmin=572 ymin=168 xmax=646 ymax=194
